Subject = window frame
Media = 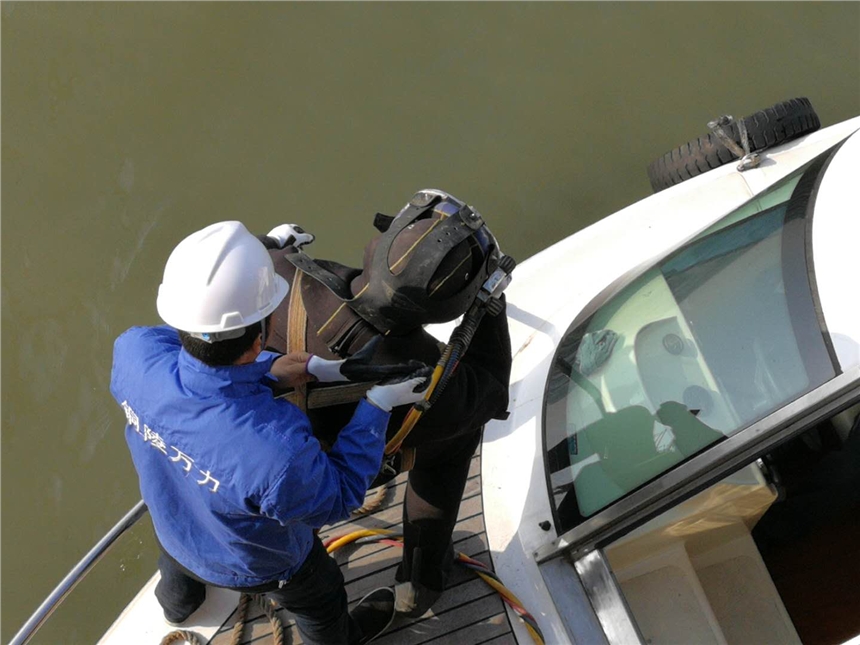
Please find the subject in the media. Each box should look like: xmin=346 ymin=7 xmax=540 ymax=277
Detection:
xmin=536 ymin=364 xmax=860 ymax=564
xmin=536 ymin=140 xmax=854 ymax=566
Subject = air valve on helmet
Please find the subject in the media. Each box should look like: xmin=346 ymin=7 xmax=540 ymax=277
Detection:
xmin=478 ymin=254 xmax=516 ymax=316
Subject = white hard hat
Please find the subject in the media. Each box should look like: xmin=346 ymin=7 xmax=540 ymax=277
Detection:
xmin=156 ymin=221 xmax=289 ymax=338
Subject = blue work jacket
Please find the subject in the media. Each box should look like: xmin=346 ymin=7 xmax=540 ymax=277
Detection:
xmin=110 ymin=325 xmax=389 ymax=588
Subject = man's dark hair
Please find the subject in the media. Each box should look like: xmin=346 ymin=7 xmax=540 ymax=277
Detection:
xmin=178 ymin=314 xmax=272 ymax=366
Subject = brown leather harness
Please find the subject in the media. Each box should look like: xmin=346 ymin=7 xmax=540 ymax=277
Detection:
xmin=275 ymin=256 xmax=416 ymax=470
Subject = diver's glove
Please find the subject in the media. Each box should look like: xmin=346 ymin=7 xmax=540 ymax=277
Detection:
xmin=266 ymin=224 xmax=315 ymax=249
xmin=366 ymin=366 xmax=433 ymax=412
xmin=305 ymin=336 xmax=427 ymax=383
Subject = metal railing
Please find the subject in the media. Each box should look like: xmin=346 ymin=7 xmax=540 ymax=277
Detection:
xmin=10 ymin=500 xmax=148 ymax=645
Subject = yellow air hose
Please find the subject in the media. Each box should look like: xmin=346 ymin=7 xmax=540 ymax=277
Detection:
xmin=384 ymin=252 xmax=514 ymax=457
xmin=324 ymin=528 xmax=545 ymax=645
xmin=384 ymin=359 xmax=446 ymax=455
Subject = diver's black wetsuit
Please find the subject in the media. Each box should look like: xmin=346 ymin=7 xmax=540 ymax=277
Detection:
xmin=265 ymin=247 xmax=512 ymax=606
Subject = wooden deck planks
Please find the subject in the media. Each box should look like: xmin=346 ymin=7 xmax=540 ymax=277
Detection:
xmin=374 ymin=594 xmax=508 ymax=645
xmin=210 ymin=447 xmax=515 ymax=644
xmin=475 ymin=633 xmax=519 ymax=645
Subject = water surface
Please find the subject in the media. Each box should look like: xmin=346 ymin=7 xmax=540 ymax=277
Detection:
xmin=3 ymin=3 xmax=859 ymax=642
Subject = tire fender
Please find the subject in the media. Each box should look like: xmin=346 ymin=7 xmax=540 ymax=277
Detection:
xmin=646 ymin=98 xmax=821 ymax=193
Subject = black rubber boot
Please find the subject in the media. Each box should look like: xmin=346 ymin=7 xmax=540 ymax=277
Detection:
xmin=394 ymin=519 xmax=454 ymax=618
xmin=351 ymin=587 xmax=396 ymax=644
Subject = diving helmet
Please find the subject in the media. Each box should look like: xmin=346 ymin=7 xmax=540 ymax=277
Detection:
xmin=349 ymin=189 xmax=501 ymax=334
xmin=284 ymin=189 xmax=501 ymax=337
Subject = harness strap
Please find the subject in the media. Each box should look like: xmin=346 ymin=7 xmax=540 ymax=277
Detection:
xmin=280 ymin=264 xmax=417 ymax=474
xmin=306 ymin=382 xmax=373 ymax=408
xmin=279 ymin=267 xmax=378 ymax=409
xmin=287 ymin=270 xmax=309 ymax=413
xmin=284 ymin=252 xmax=355 ymax=301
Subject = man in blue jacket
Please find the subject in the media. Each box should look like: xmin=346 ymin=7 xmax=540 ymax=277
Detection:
xmin=110 ymin=220 xmax=429 ymax=644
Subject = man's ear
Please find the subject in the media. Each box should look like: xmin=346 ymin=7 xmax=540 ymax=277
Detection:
xmin=234 ymin=334 xmax=264 ymax=366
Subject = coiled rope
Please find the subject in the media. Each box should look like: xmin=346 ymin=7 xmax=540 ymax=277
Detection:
xmin=323 ymin=528 xmax=545 ymax=645
xmin=159 ymin=592 xmax=284 ymax=645
xmin=350 ymin=482 xmax=389 ymax=516
xmin=159 ymin=629 xmax=202 ymax=645
xmin=229 ymin=593 xmax=285 ymax=645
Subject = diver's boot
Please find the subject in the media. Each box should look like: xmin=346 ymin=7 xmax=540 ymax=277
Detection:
xmin=394 ymin=519 xmax=454 ymax=618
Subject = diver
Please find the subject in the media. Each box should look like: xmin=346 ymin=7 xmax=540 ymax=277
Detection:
xmin=260 ymin=189 xmax=513 ymax=624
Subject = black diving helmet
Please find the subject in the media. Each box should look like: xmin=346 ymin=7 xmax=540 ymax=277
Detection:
xmin=284 ymin=189 xmax=501 ymax=337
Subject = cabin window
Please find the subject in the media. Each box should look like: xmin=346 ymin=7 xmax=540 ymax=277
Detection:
xmin=544 ymin=155 xmax=838 ymax=534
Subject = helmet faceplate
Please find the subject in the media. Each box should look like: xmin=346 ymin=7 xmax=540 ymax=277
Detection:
xmin=348 ymin=189 xmax=501 ymax=334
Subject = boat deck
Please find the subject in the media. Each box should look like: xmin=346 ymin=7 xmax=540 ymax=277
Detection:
xmin=208 ymin=448 xmax=517 ymax=644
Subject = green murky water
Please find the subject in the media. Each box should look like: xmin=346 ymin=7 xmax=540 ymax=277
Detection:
xmin=3 ymin=3 xmax=859 ymax=642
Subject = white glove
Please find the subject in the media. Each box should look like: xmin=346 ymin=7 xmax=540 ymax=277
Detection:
xmin=266 ymin=224 xmax=315 ymax=249
xmin=306 ymin=355 xmax=348 ymax=382
xmin=365 ymin=367 xmax=433 ymax=412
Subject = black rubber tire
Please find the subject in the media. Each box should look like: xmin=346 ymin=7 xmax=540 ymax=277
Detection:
xmin=646 ymin=98 xmax=821 ymax=193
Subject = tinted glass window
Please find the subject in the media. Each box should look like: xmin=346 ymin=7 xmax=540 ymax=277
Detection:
xmin=545 ymin=156 xmax=837 ymax=533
